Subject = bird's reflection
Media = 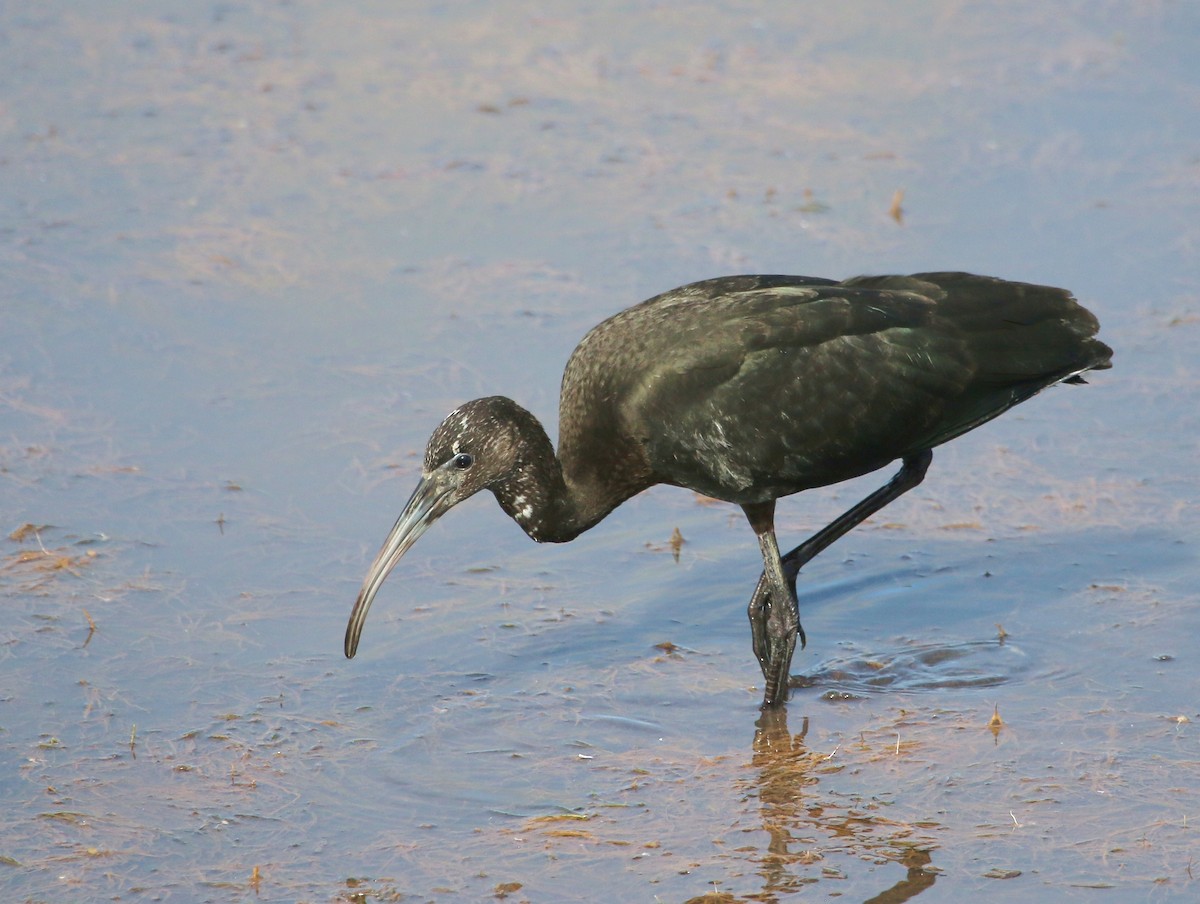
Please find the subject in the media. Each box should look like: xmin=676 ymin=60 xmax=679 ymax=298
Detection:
xmin=729 ymin=708 xmax=939 ymax=904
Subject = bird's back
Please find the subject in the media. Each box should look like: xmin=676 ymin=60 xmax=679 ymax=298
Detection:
xmin=558 ymin=272 xmax=1111 ymax=506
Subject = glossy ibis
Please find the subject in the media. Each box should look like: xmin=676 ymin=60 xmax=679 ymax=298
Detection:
xmin=345 ymin=272 xmax=1112 ymax=707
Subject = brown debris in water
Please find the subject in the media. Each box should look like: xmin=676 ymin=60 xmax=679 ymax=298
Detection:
xmin=988 ymin=706 xmax=1005 ymax=742
xmin=2 ymin=531 xmax=100 ymax=592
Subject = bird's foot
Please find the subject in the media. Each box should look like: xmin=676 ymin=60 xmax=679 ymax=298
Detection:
xmin=757 ymin=591 xmax=801 ymax=708
xmin=749 ymin=579 xmax=805 ymax=698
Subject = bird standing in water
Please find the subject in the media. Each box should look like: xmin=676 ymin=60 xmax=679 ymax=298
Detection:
xmin=345 ymin=272 xmax=1112 ymax=707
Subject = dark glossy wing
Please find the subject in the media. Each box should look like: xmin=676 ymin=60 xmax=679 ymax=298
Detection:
xmin=556 ymin=276 xmax=843 ymax=498
xmin=617 ymin=273 xmax=1109 ymax=503
xmin=844 ymin=273 xmax=1111 ymax=447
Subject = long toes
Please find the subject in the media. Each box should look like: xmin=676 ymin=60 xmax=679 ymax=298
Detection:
xmin=762 ymin=657 xmax=792 ymax=708
xmin=751 ymin=584 xmax=801 ymax=706
xmin=761 ymin=632 xmax=797 ymax=707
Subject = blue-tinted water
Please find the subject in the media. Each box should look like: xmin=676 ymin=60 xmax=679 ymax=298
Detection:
xmin=3 ymin=2 xmax=1198 ymax=901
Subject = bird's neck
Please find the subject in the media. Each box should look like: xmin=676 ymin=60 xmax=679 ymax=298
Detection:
xmin=486 ymin=398 xmax=649 ymax=544
xmin=488 ymin=414 xmax=609 ymax=544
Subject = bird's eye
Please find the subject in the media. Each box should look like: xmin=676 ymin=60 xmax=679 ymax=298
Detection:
xmin=452 ymin=452 xmax=474 ymax=470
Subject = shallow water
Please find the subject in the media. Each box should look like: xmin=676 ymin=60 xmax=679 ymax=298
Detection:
xmin=3 ymin=2 xmax=1198 ymax=901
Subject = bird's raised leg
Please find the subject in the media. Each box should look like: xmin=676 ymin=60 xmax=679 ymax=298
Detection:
xmin=746 ymin=450 xmax=933 ymax=706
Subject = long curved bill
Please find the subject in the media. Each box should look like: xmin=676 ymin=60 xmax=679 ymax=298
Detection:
xmin=344 ymin=474 xmax=453 ymax=658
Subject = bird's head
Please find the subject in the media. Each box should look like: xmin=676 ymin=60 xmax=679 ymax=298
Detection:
xmin=343 ymin=397 xmax=533 ymax=658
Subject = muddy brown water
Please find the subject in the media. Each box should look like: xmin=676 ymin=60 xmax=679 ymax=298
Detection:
xmin=3 ymin=2 xmax=1198 ymax=901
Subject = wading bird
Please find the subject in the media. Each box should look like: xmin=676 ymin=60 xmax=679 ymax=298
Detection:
xmin=344 ymin=272 xmax=1111 ymax=707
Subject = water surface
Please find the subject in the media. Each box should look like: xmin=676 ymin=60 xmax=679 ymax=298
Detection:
xmin=3 ymin=2 xmax=1198 ymax=901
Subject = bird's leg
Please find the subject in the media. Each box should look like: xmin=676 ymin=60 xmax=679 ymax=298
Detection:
xmin=783 ymin=449 xmax=933 ymax=583
xmin=746 ymin=450 xmax=934 ymax=696
xmin=742 ymin=500 xmax=799 ymax=708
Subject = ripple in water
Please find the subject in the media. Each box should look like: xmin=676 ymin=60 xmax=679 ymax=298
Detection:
xmin=791 ymin=639 xmax=1053 ymax=700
